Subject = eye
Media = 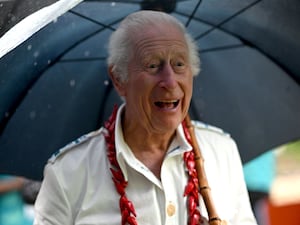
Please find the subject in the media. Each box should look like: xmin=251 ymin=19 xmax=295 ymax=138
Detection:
xmin=149 ymin=63 xmax=159 ymax=69
xmin=144 ymin=60 xmax=161 ymax=74
xmin=175 ymin=61 xmax=185 ymax=67
xmin=172 ymin=59 xmax=187 ymax=73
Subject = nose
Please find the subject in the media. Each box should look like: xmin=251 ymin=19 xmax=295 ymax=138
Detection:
xmin=158 ymin=63 xmax=177 ymax=89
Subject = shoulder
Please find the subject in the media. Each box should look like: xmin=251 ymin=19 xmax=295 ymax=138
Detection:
xmin=192 ymin=120 xmax=231 ymax=139
xmin=48 ymin=128 xmax=106 ymax=164
xmin=40 ymin=128 xmax=111 ymax=201
xmin=191 ymin=120 xmax=238 ymax=154
xmin=191 ymin=121 xmax=241 ymax=168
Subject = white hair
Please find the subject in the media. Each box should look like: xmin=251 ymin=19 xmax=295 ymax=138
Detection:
xmin=107 ymin=10 xmax=200 ymax=82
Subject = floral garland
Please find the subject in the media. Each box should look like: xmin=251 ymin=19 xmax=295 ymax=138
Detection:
xmin=104 ymin=106 xmax=202 ymax=225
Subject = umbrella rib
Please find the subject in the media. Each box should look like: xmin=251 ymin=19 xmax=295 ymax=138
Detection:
xmin=199 ymin=44 xmax=245 ymax=53
xmin=194 ymin=0 xmax=262 ymax=40
xmin=175 ymin=0 xmax=262 ymax=42
xmin=70 ymin=10 xmax=116 ymax=31
xmin=185 ymin=0 xmax=202 ymax=27
xmin=174 ymin=11 xmax=243 ymax=45
xmin=60 ymin=57 xmax=107 ymax=62
xmin=53 ymin=16 xmax=124 ymax=63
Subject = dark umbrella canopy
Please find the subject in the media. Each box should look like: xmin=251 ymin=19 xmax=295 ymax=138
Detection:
xmin=0 ymin=0 xmax=300 ymax=180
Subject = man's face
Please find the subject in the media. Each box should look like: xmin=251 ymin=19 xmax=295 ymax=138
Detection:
xmin=118 ymin=23 xmax=193 ymax=134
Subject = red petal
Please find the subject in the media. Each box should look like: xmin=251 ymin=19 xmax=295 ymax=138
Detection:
xmin=113 ymin=178 xmax=125 ymax=195
xmin=110 ymin=168 xmax=124 ymax=181
xmin=127 ymin=216 xmax=138 ymax=225
xmin=187 ymin=160 xmax=195 ymax=170
xmin=184 ymin=182 xmax=194 ymax=196
xmin=126 ymin=200 xmax=137 ymax=217
xmin=121 ymin=208 xmax=129 ymax=225
xmin=190 ymin=211 xmax=201 ymax=225
xmin=188 ymin=196 xmax=197 ymax=213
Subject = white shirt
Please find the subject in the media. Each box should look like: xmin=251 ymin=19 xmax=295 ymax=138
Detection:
xmin=34 ymin=105 xmax=257 ymax=225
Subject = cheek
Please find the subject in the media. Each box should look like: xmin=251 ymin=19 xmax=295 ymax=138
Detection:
xmin=126 ymin=76 xmax=152 ymax=101
xmin=182 ymin=77 xmax=193 ymax=109
xmin=185 ymin=75 xmax=194 ymax=96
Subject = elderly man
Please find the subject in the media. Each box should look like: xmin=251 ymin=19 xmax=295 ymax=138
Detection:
xmin=34 ymin=10 xmax=257 ymax=225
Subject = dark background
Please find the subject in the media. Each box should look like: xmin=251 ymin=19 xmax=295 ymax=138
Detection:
xmin=0 ymin=0 xmax=57 ymax=37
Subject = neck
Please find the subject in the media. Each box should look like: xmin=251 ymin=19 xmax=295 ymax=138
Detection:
xmin=122 ymin=110 xmax=176 ymax=153
xmin=121 ymin=110 xmax=176 ymax=178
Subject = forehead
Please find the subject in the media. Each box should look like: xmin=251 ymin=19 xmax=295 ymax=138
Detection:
xmin=131 ymin=23 xmax=188 ymax=58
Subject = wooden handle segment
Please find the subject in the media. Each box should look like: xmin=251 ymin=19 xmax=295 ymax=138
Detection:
xmin=184 ymin=115 xmax=226 ymax=225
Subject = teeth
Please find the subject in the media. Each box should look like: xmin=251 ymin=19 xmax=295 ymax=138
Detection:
xmin=163 ymin=100 xmax=177 ymax=103
xmin=155 ymin=100 xmax=179 ymax=109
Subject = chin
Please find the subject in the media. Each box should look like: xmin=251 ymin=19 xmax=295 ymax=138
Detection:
xmin=159 ymin=117 xmax=182 ymax=132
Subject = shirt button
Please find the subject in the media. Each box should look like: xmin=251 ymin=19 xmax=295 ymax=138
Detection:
xmin=167 ymin=202 xmax=176 ymax=217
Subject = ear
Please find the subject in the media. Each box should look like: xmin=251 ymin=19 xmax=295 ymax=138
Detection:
xmin=108 ymin=65 xmax=126 ymax=97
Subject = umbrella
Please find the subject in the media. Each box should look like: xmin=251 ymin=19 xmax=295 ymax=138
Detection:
xmin=0 ymin=0 xmax=300 ymax=180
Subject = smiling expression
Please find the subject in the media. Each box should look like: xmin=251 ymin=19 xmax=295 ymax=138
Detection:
xmin=114 ymin=23 xmax=193 ymax=135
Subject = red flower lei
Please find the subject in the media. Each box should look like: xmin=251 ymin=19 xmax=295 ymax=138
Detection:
xmin=104 ymin=106 xmax=202 ymax=225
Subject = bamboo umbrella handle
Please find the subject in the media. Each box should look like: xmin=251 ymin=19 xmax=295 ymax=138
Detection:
xmin=184 ymin=115 xmax=227 ymax=225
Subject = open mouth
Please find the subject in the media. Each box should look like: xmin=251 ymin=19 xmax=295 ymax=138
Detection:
xmin=154 ymin=100 xmax=180 ymax=109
